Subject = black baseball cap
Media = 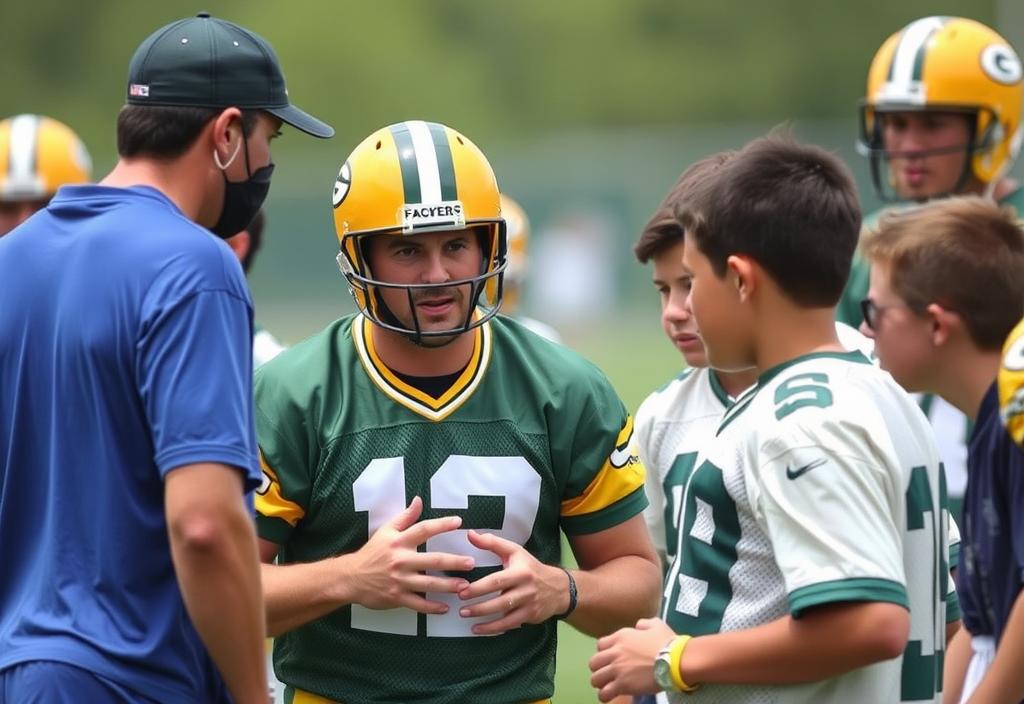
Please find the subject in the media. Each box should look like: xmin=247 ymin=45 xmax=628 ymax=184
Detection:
xmin=126 ymin=12 xmax=333 ymax=138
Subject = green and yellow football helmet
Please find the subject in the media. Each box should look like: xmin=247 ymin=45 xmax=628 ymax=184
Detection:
xmin=0 ymin=114 xmax=92 ymax=202
xmin=332 ymin=120 xmax=506 ymax=342
xmin=499 ymin=193 xmax=530 ymax=314
xmin=858 ymin=16 xmax=1023 ymax=200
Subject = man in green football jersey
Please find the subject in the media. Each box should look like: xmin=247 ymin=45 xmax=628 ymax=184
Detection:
xmin=252 ymin=120 xmax=661 ymax=704
xmin=840 ymin=16 xmax=1024 ymax=526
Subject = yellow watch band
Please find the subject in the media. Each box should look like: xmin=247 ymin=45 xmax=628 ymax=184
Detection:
xmin=668 ymin=634 xmax=700 ymax=693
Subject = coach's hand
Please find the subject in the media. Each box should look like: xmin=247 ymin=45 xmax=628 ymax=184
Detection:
xmin=346 ymin=496 xmax=474 ymax=614
xmin=455 ymin=530 xmax=570 ymax=635
xmin=588 ymin=618 xmax=673 ymax=701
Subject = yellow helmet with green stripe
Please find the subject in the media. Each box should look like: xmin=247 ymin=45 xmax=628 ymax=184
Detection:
xmin=858 ymin=17 xmax=1023 ymax=200
xmin=332 ymin=120 xmax=506 ymax=341
xmin=0 ymin=114 xmax=91 ymax=202
xmin=499 ymin=194 xmax=530 ymax=314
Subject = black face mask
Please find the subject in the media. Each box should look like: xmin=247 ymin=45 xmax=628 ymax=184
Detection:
xmin=210 ymin=137 xmax=275 ymax=239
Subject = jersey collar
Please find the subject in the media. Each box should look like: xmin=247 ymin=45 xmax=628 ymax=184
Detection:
xmin=352 ymin=313 xmax=492 ymax=421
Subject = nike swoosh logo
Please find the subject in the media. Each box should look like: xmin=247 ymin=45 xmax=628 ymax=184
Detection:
xmin=786 ymin=458 xmax=828 ymax=480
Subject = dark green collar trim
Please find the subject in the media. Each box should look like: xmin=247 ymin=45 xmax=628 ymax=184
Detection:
xmin=758 ymin=350 xmax=871 ymax=386
xmin=708 ymin=370 xmax=732 ymax=408
xmin=716 ymin=383 xmax=759 ymax=436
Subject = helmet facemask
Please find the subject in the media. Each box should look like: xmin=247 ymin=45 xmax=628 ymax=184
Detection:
xmin=858 ymin=105 xmax=994 ymax=201
xmin=337 ymin=221 xmax=507 ymax=347
xmin=858 ymin=17 xmax=1024 ymax=203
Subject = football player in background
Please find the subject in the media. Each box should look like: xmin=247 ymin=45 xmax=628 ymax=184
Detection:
xmin=253 ymin=120 xmax=661 ymax=704
xmin=226 ymin=208 xmax=287 ymax=368
xmin=591 ymin=133 xmax=954 ymax=703
xmin=632 ymin=151 xmax=757 ymax=573
xmin=629 ymin=152 xmax=758 ymax=704
xmin=499 ymin=193 xmax=562 ymax=343
xmin=0 ymin=113 xmax=91 ymax=236
xmin=839 ymin=16 xmax=1024 ymax=521
xmin=859 ymin=197 xmax=1024 ymax=704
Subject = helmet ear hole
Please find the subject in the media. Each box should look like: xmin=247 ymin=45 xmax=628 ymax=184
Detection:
xmin=991 ymin=122 xmax=1006 ymax=149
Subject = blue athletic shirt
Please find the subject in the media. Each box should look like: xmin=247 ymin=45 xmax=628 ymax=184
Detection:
xmin=959 ymin=382 xmax=1024 ymax=644
xmin=0 ymin=185 xmax=262 ymax=703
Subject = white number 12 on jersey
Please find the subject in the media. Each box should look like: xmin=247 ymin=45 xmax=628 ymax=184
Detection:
xmin=351 ymin=455 xmax=541 ymax=637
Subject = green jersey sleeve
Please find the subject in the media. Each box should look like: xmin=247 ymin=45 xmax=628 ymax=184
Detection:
xmin=557 ymin=367 xmax=648 ymax=535
xmin=253 ymin=353 xmax=318 ymax=545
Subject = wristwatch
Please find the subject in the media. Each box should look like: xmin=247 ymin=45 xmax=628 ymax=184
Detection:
xmin=654 ymin=635 xmax=700 ymax=694
xmin=654 ymin=638 xmax=681 ymax=692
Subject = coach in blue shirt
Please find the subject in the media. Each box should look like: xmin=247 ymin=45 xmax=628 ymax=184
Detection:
xmin=0 ymin=13 xmax=332 ymax=704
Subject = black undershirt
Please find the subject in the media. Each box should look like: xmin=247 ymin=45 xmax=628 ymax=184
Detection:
xmin=391 ymin=366 xmax=468 ymax=398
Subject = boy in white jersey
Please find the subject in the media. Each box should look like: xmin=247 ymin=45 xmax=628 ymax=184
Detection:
xmin=634 ymin=154 xmax=878 ymax=571
xmin=632 ymin=152 xmax=759 ymax=568
xmin=591 ymin=133 xmax=954 ymax=703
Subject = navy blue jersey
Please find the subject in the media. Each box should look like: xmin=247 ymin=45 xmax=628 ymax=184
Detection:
xmin=959 ymin=383 xmax=1024 ymax=644
xmin=0 ymin=185 xmax=262 ymax=702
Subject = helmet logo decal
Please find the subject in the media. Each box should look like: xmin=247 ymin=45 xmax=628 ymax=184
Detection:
xmin=332 ymin=160 xmax=351 ymax=208
xmin=400 ymin=200 xmax=465 ymax=232
xmin=1005 ymin=331 xmax=1024 ymax=372
xmin=981 ymin=44 xmax=1023 ymax=86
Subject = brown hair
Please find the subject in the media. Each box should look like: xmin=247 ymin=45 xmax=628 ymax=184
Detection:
xmin=117 ymin=105 xmax=259 ymax=159
xmin=677 ymin=131 xmax=861 ymax=307
xmin=633 ymin=151 xmax=735 ymax=263
xmin=861 ymin=196 xmax=1024 ymax=350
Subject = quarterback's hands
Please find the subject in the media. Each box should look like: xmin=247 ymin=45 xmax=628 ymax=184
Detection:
xmin=455 ymin=529 xmax=570 ymax=635
xmin=589 ymin=618 xmax=675 ymax=702
xmin=343 ymin=496 xmax=474 ymax=614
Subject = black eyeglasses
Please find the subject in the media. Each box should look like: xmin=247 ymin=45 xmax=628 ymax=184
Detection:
xmin=860 ymin=297 xmax=914 ymax=331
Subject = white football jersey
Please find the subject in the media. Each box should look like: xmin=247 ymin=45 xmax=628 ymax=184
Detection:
xmin=254 ymin=326 xmax=286 ymax=369
xmin=834 ymin=320 xmax=875 ymax=360
xmin=838 ymin=319 xmax=968 ymax=500
xmin=662 ymin=351 xmax=953 ymax=704
xmin=639 ymin=322 xmax=873 ymax=563
xmin=636 ymin=367 xmax=733 ymax=561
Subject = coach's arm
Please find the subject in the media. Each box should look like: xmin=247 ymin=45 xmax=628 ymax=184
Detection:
xmin=166 ymin=463 xmax=268 ymax=704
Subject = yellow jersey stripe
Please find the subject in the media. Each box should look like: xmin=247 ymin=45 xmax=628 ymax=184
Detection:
xmin=352 ymin=314 xmax=491 ymax=421
xmin=614 ymin=415 xmax=634 ymax=451
xmin=561 ymin=420 xmax=645 ymax=517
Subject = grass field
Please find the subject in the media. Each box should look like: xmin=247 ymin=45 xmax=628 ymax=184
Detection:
xmin=261 ymin=304 xmax=683 ymax=702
